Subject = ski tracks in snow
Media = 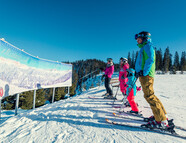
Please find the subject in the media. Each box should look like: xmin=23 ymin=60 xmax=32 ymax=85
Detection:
xmin=1 ymin=75 xmax=186 ymax=143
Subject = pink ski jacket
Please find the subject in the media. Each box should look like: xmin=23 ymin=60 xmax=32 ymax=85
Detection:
xmin=103 ymin=65 xmax=114 ymax=78
xmin=119 ymin=63 xmax=129 ymax=81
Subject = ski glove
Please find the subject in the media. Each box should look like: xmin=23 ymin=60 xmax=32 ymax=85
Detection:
xmin=137 ymin=86 xmax=141 ymax=91
xmin=135 ymin=70 xmax=143 ymax=77
xmin=101 ymin=74 xmax=105 ymax=80
xmin=124 ymin=84 xmax=128 ymax=87
xmin=121 ymin=75 xmax=125 ymax=79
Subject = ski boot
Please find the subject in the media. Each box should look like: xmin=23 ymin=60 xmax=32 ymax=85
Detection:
xmin=104 ymin=95 xmax=117 ymax=100
xmin=144 ymin=115 xmax=155 ymax=122
xmin=141 ymin=120 xmax=157 ymax=129
xmin=167 ymin=119 xmax=176 ymax=133
xmin=124 ymin=101 xmax=131 ymax=107
xmin=127 ymin=110 xmax=139 ymax=114
xmin=102 ymin=93 xmax=109 ymax=97
xmin=141 ymin=119 xmax=176 ymax=134
xmin=127 ymin=110 xmax=142 ymax=116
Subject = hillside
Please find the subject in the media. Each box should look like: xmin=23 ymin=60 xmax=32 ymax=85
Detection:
xmin=0 ymin=74 xmax=186 ymax=143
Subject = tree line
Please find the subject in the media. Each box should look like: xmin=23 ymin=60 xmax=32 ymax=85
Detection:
xmin=127 ymin=47 xmax=186 ymax=73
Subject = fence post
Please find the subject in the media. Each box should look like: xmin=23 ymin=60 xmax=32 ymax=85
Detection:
xmin=15 ymin=93 xmax=20 ymax=115
xmin=52 ymin=87 xmax=55 ymax=103
xmin=0 ymin=99 xmax=1 ymax=118
xmin=33 ymin=90 xmax=36 ymax=109
xmin=68 ymin=87 xmax=70 ymax=95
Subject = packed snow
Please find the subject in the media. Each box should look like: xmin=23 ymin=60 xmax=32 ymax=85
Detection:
xmin=0 ymin=74 xmax=186 ymax=143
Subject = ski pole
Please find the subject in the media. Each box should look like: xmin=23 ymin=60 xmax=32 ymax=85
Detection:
xmin=112 ymin=83 xmax=120 ymax=104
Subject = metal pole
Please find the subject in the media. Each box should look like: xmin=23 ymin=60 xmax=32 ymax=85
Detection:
xmin=15 ymin=94 xmax=20 ymax=115
xmin=52 ymin=87 xmax=55 ymax=103
xmin=0 ymin=99 xmax=1 ymax=118
xmin=68 ymin=87 xmax=70 ymax=95
xmin=33 ymin=90 xmax=36 ymax=109
xmin=79 ymin=69 xmax=98 ymax=80
xmin=113 ymin=85 xmax=120 ymax=104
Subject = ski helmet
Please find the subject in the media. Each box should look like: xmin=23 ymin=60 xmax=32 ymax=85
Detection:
xmin=120 ymin=57 xmax=124 ymax=61
xmin=120 ymin=57 xmax=128 ymax=63
xmin=123 ymin=58 xmax=128 ymax=63
xmin=127 ymin=68 xmax=135 ymax=77
xmin=135 ymin=31 xmax=151 ymax=40
xmin=107 ymin=58 xmax=113 ymax=62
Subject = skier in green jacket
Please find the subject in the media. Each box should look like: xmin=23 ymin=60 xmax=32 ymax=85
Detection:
xmin=135 ymin=31 xmax=172 ymax=129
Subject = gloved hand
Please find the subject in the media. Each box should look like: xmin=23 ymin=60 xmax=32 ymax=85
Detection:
xmin=135 ymin=70 xmax=143 ymax=77
xmin=139 ymin=70 xmax=143 ymax=76
xmin=137 ymin=86 xmax=141 ymax=91
xmin=121 ymin=75 xmax=125 ymax=79
xmin=124 ymin=84 xmax=128 ymax=88
xmin=101 ymin=74 xmax=105 ymax=80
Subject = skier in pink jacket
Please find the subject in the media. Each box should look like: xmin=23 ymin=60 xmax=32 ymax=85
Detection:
xmin=119 ymin=57 xmax=129 ymax=95
xmin=101 ymin=58 xmax=114 ymax=99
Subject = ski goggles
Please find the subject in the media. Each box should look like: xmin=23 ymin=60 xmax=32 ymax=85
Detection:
xmin=135 ymin=33 xmax=151 ymax=40
xmin=135 ymin=34 xmax=143 ymax=40
xmin=107 ymin=58 xmax=112 ymax=62
xmin=120 ymin=58 xmax=127 ymax=63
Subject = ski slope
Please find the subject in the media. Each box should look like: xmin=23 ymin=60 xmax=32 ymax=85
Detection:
xmin=0 ymin=74 xmax=186 ymax=143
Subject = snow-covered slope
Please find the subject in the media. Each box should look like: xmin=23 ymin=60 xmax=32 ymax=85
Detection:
xmin=1 ymin=75 xmax=186 ymax=143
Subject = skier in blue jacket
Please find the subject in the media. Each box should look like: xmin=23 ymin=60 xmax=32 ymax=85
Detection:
xmin=135 ymin=31 xmax=172 ymax=129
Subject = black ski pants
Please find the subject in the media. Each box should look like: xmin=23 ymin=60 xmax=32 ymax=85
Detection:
xmin=104 ymin=76 xmax=113 ymax=95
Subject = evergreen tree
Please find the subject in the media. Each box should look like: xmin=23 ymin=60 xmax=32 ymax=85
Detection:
xmin=131 ymin=51 xmax=135 ymax=69
xmin=70 ymin=70 xmax=78 ymax=96
xmin=156 ymin=48 xmax=163 ymax=70
xmin=163 ymin=47 xmax=170 ymax=73
xmin=19 ymin=91 xmax=34 ymax=109
xmin=45 ymin=88 xmax=53 ymax=103
xmin=127 ymin=52 xmax=132 ymax=67
xmin=135 ymin=51 xmax=138 ymax=64
xmin=19 ymin=89 xmax=46 ymax=109
xmin=155 ymin=47 xmax=158 ymax=70
xmin=180 ymin=51 xmax=186 ymax=71
xmin=2 ymin=95 xmax=16 ymax=110
xmin=35 ymin=89 xmax=46 ymax=108
xmin=169 ymin=53 xmax=173 ymax=71
xmin=54 ymin=87 xmax=66 ymax=101
xmin=171 ymin=65 xmax=177 ymax=74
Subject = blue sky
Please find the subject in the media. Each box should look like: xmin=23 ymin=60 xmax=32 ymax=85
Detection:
xmin=0 ymin=0 xmax=186 ymax=63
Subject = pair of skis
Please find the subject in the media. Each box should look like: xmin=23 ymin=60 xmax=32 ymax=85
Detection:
xmin=105 ymin=112 xmax=186 ymax=140
xmin=88 ymin=94 xmax=186 ymax=139
xmin=113 ymin=112 xmax=186 ymax=131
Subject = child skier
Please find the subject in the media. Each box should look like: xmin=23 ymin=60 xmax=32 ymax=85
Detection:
xmin=125 ymin=68 xmax=141 ymax=114
xmin=119 ymin=57 xmax=129 ymax=95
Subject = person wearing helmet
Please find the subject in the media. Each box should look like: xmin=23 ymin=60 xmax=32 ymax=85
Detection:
xmin=101 ymin=58 xmax=115 ymax=99
xmin=119 ymin=57 xmax=129 ymax=95
xmin=126 ymin=68 xmax=141 ymax=114
xmin=135 ymin=31 xmax=170 ymax=129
